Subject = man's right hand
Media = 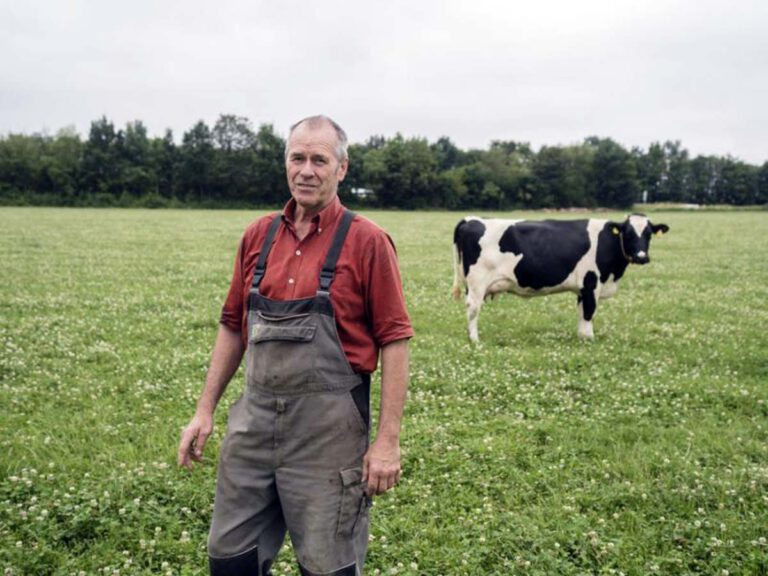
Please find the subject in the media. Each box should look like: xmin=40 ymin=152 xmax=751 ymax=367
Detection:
xmin=177 ymin=412 xmax=214 ymax=470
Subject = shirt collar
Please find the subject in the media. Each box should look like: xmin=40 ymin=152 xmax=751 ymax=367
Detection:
xmin=282 ymin=196 xmax=344 ymax=231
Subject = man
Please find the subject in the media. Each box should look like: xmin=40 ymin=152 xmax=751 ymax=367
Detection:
xmin=177 ymin=115 xmax=413 ymax=576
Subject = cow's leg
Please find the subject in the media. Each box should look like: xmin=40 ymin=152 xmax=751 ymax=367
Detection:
xmin=465 ymin=287 xmax=484 ymax=343
xmin=577 ymin=272 xmax=598 ymax=339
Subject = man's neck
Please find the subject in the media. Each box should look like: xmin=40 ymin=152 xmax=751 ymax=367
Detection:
xmin=292 ymin=204 xmax=322 ymax=241
xmin=291 ymin=197 xmax=335 ymax=240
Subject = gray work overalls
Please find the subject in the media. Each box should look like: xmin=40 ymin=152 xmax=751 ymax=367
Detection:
xmin=208 ymin=210 xmax=371 ymax=576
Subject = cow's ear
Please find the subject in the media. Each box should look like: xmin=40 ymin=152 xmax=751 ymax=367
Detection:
xmin=652 ymin=223 xmax=669 ymax=236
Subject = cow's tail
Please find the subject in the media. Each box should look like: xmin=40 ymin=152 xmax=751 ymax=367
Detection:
xmin=451 ymin=219 xmax=466 ymax=301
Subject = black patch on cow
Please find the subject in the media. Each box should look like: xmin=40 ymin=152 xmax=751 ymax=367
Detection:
xmin=579 ymin=271 xmax=598 ymax=321
xmin=498 ymin=220 xmax=591 ymax=289
xmin=596 ymin=221 xmax=629 ymax=283
xmin=454 ymin=218 xmax=486 ymax=277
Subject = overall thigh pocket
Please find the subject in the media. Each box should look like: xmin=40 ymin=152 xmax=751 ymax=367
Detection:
xmin=335 ymin=467 xmax=369 ymax=539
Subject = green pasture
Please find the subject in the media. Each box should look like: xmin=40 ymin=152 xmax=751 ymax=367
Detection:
xmin=1 ymin=207 xmax=767 ymax=575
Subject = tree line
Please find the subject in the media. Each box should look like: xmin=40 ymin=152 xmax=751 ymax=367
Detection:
xmin=1 ymin=114 xmax=766 ymax=209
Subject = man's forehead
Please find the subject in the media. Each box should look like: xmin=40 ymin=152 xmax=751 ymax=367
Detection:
xmin=288 ymin=123 xmax=337 ymax=149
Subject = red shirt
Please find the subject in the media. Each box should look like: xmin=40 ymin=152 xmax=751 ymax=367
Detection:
xmin=220 ymin=196 xmax=414 ymax=374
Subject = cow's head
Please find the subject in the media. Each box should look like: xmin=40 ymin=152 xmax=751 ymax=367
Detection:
xmin=611 ymin=214 xmax=669 ymax=264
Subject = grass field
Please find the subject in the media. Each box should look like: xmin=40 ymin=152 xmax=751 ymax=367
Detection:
xmin=1 ymin=207 xmax=767 ymax=576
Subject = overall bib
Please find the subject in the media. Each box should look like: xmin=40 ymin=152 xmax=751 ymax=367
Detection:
xmin=208 ymin=210 xmax=371 ymax=576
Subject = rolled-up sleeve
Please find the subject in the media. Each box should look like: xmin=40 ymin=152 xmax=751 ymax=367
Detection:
xmin=364 ymin=231 xmax=414 ymax=347
xmin=219 ymin=237 xmax=246 ymax=334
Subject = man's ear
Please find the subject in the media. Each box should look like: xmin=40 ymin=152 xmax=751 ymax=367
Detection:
xmin=337 ymin=158 xmax=349 ymax=182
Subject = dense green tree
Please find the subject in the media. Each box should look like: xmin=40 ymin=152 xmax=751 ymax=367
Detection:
xmin=0 ymin=129 xmax=83 ymax=204
xmin=634 ymin=142 xmax=665 ymax=203
xmin=0 ymin=134 xmax=44 ymax=199
xmin=117 ymin=121 xmax=156 ymax=199
xmin=456 ymin=143 xmax=531 ymax=209
xmin=589 ymin=137 xmax=639 ymax=209
xmin=490 ymin=140 xmax=535 ymax=165
xmin=212 ymin=114 xmax=256 ymax=152
xmin=434 ymin=167 xmax=469 ymax=209
xmin=431 ymin=136 xmax=466 ymax=171
xmin=46 ymin=127 xmax=83 ymax=202
xmin=251 ymin=123 xmax=287 ymax=205
xmin=210 ymin=115 xmax=257 ymax=203
xmin=660 ymin=141 xmax=690 ymax=202
xmin=715 ymin=158 xmax=759 ymax=205
xmin=562 ymin=144 xmax=595 ymax=207
xmin=532 ymin=146 xmax=568 ymax=208
xmin=2 ymin=114 xmax=766 ymax=208
xmin=758 ymin=162 xmax=768 ymax=205
xmin=483 ymin=143 xmax=530 ymax=207
xmin=687 ymin=156 xmax=721 ymax=204
xmin=177 ymin=121 xmax=214 ymax=203
xmin=340 ymin=143 xmax=367 ymax=204
xmin=531 ymin=145 xmax=593 ymax=208
xmin=150 ymin=129 xmax=178 ymax=199
xmin=368 ymin=134 xmax=438 ymax=209
xmin=80 ymin=117 xmax=123 ymax=201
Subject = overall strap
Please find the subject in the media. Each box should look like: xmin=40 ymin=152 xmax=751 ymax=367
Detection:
xmin=318 ymin=209 xmax=355 ymax=292
xmin=251 ymin=213 xmax=283 ymax=290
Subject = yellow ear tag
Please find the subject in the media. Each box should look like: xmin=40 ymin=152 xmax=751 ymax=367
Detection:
xmin=612 ymin=227 xmax=620 ymax=236
xmin=655 ymin=230 xmax=664 ymax=237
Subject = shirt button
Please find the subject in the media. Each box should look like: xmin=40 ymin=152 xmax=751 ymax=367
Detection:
xmin=295 ymin=250 xmax=301 ymax=256
xmin=318 ymin=227 xmax=323 ymax=234
xmin=288 ymin=278 xmax=295 ymax=284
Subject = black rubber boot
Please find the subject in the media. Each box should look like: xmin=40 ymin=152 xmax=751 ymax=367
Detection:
xmin=209 ymin=546 xmax=264 ymax=575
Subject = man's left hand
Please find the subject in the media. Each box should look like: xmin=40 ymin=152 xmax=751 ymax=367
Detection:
xmin=362 ymin=439 xmax=401 ymax=496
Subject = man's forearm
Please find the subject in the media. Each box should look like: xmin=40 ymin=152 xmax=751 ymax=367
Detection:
xmin=376 ymin=339 xmax=410 ymax=443
xmin=196 ymin=324 xmax=245 ymax=415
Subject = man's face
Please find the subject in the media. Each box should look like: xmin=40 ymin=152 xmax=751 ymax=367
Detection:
xmin=285 ymin=122 xmax=348 ymax=215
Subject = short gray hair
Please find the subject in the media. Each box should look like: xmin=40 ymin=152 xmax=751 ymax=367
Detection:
xmin=285 ymin=115 xmax=348 ymax=162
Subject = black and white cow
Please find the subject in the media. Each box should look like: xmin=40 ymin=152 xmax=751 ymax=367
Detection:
xmin=451 ymin=214 xmax=670 ymax=341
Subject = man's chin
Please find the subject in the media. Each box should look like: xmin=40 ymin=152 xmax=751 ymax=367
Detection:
xmin=294 ymin=196 xmax=319 ymax=208
xmin=292 ymin=191 xmax=335 ymax=211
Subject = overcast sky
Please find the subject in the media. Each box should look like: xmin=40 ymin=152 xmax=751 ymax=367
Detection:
xmin=2 ymin=0 xmax=767 ymax=164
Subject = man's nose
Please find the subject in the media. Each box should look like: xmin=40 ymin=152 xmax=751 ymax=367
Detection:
xmin=299 ymin=160 xmax=314 ymax=177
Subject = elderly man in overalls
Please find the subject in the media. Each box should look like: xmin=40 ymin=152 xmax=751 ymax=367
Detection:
xmin=178 ymin=115 xmax=413 ymax=576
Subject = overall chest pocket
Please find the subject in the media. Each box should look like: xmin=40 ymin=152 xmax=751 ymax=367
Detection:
xmin=249 ymin=312 xmax=317 ymax=344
